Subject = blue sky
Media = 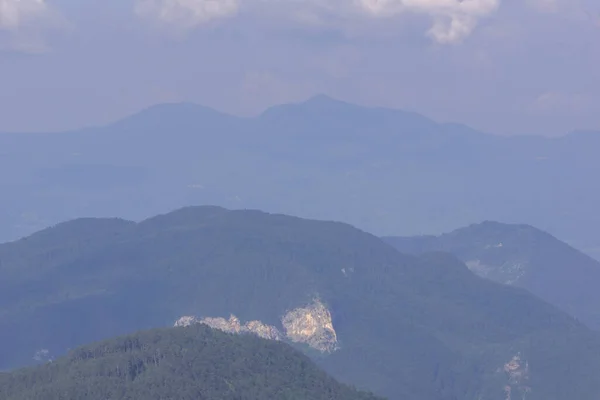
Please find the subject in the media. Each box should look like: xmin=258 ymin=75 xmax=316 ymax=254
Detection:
xmin=0 ymin=0 xmax=599 ymax=135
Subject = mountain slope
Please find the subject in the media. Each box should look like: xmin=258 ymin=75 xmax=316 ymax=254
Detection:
xmin=3 ymin=207 xmax=600 ymax=399
xmin=383 ymin=221 xmax=600 ymax=330
xmin=2 ymin=95 xmax=600 ymax=260
xmin=0 ymin=324 xmax=380 ymax=400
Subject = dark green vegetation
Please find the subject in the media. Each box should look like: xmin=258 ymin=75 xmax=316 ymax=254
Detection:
xmin=0 ymin=323 xmax=380 ymax=400
xmin=1 ymin=95 xmax=600 ymax=259
xmin=3 ymin=207 xmax=600 ymax=399
xmin=384 ymin=221 xmax=600 ymax=330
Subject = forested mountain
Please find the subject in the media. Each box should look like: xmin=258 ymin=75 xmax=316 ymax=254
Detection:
xmin=0 ymin=323 xmax=380 ymax=400
xmin=384 ymin=221 xmax=600 ymax=330
xmin=1 ymin=95 xmax=600 ymax=260
xmin=3 ymin=207 xmax=600 ymax=399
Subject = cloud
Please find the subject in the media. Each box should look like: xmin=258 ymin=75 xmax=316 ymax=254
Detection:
xmin=0 ymin=0 xmax=50 ymax=31
xmin=0 ymin=0 xmax=65 ymax=53
xmin=267 ymin=0 xmax=502 ymax=43
xmin=133 ymin=0 xmax=500 ymax=43
xmin=134 ymin=0 xmax=239 ymax=30
xmin=359 ymin=0 xmax=500 ymax=43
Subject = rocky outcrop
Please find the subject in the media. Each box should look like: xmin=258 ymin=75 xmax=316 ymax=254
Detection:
xmin=174 ymin=315 xmax=283 ymax=341
xmin=174 ymin=298 xmax=339 ymax=353
xmin=281 ymin=299 xmax=338 ymax=353
xmin=174 ymin=316 xmax=199 ymax=327
xmin=243 ymin=320 xmax=284 ymax=340
xmin=33 ymin=349 xmax=53 ymax=363
xmin=466 ymin=259 xmax=527 ymax=286
xmin=503 ymin=353 xmax=531 ymax=400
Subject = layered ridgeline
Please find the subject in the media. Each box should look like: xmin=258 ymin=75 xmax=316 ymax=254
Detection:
xmin=384 ymin=221 xmax=600 ymax=330
xmin=3 ymin=207 xmax=600 ymax=399
xmin=0 ymin=323 xmax=381 ymax=400
xmin=1 ymin=95 xmax=600 ymax=259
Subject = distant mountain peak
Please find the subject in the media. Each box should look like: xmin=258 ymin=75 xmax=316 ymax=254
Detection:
xmin=259 ymin=94 xmax=361 ymax=120
xmin=456 ymin=220 xmax=539 ymax=236
xmin=258 ymin=94 xmax=440 ymax=136
xmin=122 ymin=101 xmax=224 ymax=120
xmin=106 ymin=102 xmax=236 ymax=132
xmin=301 ymin=94 xmax=355 ymax=109
xmin=384 ymin=220 xmax=600 ymax=330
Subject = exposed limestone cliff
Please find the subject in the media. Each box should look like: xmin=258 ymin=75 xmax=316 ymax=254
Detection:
xmin=244 ymin=320 xmax=284 ymax=340
xmin=503 ymin=353 xmax=531 ymax=400
xmin=33 ymin=349 xmax=53 ymax=363
xmin=281 ymin=299 xmax=338 ymax=353
xmin=466 ymin=259 xmax=527 ymax=286
xmin=174 ymin=315 xmax=283 ymax=341
xmin=174 ymin=316 xmax=199 ymax=327
xmin=174 ymin=298 xmax=339 ymax=353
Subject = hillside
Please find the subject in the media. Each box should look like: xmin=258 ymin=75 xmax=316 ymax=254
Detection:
xmin=383 ymin=221 xmax=600 ymax=329
xmin=0 ymin=323 xmax=380 ymax=400
xmin=3 ymin=207 xmax=600 ymax=399
xmin=1 ymin=95 xmax=600 ymax=260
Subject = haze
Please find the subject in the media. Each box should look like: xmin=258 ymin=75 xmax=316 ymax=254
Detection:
xmin=5 ymin=2 xmax=600 ymax=399
xmin=1 ymin=0 xmax=599 ymax=136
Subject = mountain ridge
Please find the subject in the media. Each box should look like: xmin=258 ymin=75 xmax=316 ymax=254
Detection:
xmin=2 ymin=207 xmax=600 ymax=399
xmin=384 ymin=220 xmax=600 ymax=329
xmin=2 ymin=95 xmax=600 ymax=261
xmin=0 ymin=323 xmax=381 ymax=400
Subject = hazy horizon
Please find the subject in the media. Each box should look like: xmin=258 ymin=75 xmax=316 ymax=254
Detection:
xmin=1 ymin=0 xmax=599 ymax=136
xmin=1 ymin=94 xmax=598 ymax=138
xmin=4 ymin=3 xmax=600 ymax=398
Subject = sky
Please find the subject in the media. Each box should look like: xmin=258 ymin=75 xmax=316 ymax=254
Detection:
xmin=0 ymin=0 xmax=599 ymax=136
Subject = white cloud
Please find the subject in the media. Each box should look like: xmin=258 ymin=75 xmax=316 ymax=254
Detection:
xmin=133 ymin=0 xmax=500 ymax=43
xmin=359 ymin=0 xmax=500 ymax=43
xmin=0 ymin=0 xmax=66 ymax=53
xmin=0 ymin=0 xmax=50 ymax=31
xmin=257 ymin=0 xmax=501 ymax=43
xmin=134 ymin=0 xmax=239 ymax=30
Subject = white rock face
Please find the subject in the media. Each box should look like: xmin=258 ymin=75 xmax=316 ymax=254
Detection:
xmin=173 ymin=298 xmax=339 ymax=353
xmin=465 ymin=259 xmax=527 ymax=286
xmin=33 ymin=348 xmax=53 ymax=363
xmin=174 ymin=316 xmax=200 ymax=327
xmin=281 ymin=299 xmax=338 ymax=353
xmin=503 ymin=353 xmax=531 ymax=400
xmin=175 ymin=314 xmax=283 ymax=341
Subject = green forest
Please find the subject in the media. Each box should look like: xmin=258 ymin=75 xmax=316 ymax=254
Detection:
xmin=4 ymin=206 xmax=600 ymax=399
xmin=0 ymin=324 xmax=381 ymax=400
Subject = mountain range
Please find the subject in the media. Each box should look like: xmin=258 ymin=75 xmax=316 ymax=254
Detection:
xmin=3 ymin=207 xmax=600 ymax=399
xmin=384 ymin=221 xmax=600 ymax=330
xmin=1 ymin=95 xmax=600 ymax=260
